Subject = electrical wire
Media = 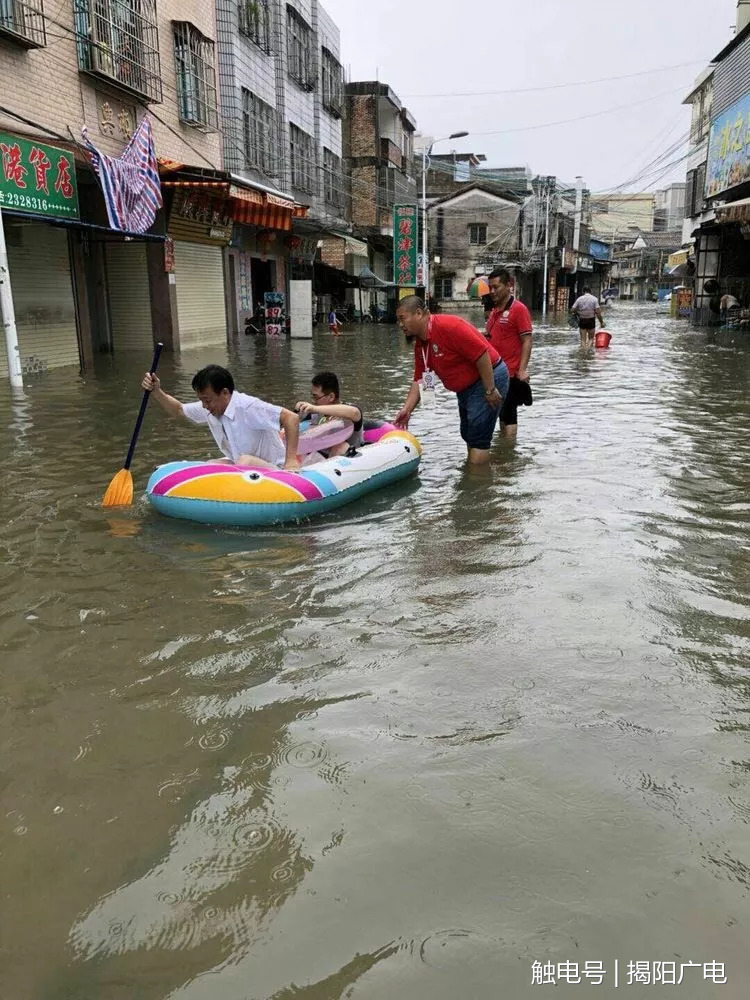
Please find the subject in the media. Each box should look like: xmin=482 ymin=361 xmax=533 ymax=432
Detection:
xmin=404 ymin=60 xmax=703 ymax=99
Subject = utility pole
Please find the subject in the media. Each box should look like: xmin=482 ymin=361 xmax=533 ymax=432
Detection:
xmin=542 ymin=178 xmax=552 ymax=320
xmin=0 ymin=209 xmax=23 ymax=388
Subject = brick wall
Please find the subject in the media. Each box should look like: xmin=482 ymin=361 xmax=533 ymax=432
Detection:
xmin=346 ymin=96 xmax=377 ymax=158
xmin=0 ymin=1 xmax=222 ymax=169
xmin=319 ymin=236 xmax=345 ymax=269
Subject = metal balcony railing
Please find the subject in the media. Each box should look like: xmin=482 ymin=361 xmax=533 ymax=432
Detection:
xmin=74 ymin=0 xmax=162 ymax=104
xmin=0 ymin=0 xmax=46 ymax=48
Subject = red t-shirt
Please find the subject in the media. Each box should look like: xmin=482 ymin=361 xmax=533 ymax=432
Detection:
xmin=486 ymin=297 xmax=532 ymax=377
xmin=413 ymin=314 xmax=500 ymax=393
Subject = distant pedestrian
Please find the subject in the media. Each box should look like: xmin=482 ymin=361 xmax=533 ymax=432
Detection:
xmin=328 ymin=308 xmax=342 ymax=336
xmin=571 ymin=286 xmax=605 ymax=347
xmin=393 ymin=295 xmax=509 ymax=465
xmin=485 ymin=268 xmax=533 ymax=445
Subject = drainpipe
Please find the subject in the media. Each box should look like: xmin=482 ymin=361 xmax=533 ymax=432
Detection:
xmin=0 ymin=209 xmax=23 ymax=388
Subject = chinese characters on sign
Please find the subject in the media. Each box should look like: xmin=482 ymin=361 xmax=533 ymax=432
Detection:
xmin=531 ymin=959 xmax=727 ymax=987
xmin=706 ymin=92 xmax=750 ymax=198
xmin=393 ymin=204 xmax=419 ymax=286
xmin=264 ymin=291 xmax=285 ymax=338
xmin=97 ymin=95 xmax=136 ymax=141
xmin=0 ymin=133 xmax=79 ymax=219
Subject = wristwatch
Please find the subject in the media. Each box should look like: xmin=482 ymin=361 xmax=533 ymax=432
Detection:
xmin=484 ymin=386 xmax=496 ymax=396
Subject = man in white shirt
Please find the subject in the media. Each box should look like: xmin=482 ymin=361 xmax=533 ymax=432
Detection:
xmin=142 ymin=364 xmax=301 ymax=469
xmin=571 ymin=286 xmax=605 ymax=348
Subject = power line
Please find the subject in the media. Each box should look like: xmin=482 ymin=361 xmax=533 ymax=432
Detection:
xmin=405 ymin=60 xmax=703 ymax=99
xmin=471 ymin=88 xmax=688 ymax=137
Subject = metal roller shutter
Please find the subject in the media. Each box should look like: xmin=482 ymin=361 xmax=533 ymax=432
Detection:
xmin=0 ymin=222 xmax=79 ymax=378
xmin=106 ymin=242 xmax=153 ymax=352
xmin=174 ymin=241 xmax=227 ymax=348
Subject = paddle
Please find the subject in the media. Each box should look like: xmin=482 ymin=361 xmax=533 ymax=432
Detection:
xmin=102 ymin=342 xmax=163 ymax=507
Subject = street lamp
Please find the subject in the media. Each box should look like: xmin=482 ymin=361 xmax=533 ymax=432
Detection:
xmin=422 ymin=130 xmax=468 ymax=303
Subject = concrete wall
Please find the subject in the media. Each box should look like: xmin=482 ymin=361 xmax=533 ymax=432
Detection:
xmin=0 ymin=1 xmax=221 ymax=168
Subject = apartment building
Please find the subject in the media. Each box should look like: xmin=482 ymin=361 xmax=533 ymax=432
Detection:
xmin=0 ymin=0 xmax=232 ymax=377
xmin=215 ymin=0 xmax=346 ymax=336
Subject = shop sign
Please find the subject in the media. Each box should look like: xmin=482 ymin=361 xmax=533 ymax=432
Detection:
xmin=0 ymin=132 xmax=79 ymax=219
xmin=264 ymin=291 xmax=285 ymax=338
xmin=394 ymin=204 xmax=418 ymax=286
xmin=577 ymin=253 xmax=594 ymax=272
xmin=706 ymin=93 xmax=750 ymax=198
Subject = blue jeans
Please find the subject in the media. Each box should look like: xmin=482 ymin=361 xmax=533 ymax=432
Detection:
xmin=456 ymin=361 xmax=510 ymax=450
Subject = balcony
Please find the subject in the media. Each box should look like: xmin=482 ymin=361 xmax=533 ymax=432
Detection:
xmin=380 ymin=137 xmax=404 ymax=171
xmin=74 ymin=0 xmax=162 ymax=104
xmin=0 ymin=0 xmax=46 ymax=48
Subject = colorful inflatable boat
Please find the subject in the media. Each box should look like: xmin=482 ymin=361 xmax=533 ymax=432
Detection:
xmin=145 ymin=423 xmax=421 ymax=527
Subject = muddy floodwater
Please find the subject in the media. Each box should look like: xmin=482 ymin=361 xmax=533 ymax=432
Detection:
xmin=1 ymin=304 xmax=749 ymax=999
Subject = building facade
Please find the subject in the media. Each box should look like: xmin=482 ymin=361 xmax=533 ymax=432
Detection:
xmin=214 ymin=0 xmax=346 ymax=338
xmin=683 ymin=3 xmax=750 ymax=326
xmin=0 ymin=0 xmax=230 ymax=379
xmin=342 ymin=80 xmax=417 ymax=318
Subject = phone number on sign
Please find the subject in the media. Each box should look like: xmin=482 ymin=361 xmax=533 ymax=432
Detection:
xmin=532 ymin=960 xmax=727 ymax=987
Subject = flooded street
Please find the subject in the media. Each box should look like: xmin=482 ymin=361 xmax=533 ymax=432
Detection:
xmin=1 ymin=303 xmax=749 ymax=999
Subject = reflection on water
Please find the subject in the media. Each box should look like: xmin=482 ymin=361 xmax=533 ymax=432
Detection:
xmin=1 ymin=306 xmax=750 ymax=999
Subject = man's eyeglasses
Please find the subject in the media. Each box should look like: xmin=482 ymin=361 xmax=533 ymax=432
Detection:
xmin=311 ymin=392 xmax=329 ymax=402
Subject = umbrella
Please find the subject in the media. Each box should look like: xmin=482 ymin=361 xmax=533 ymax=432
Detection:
xmin=467 ymin=276 xmax=490 ymax=299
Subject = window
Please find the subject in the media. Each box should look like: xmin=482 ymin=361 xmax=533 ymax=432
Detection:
xmin=0 ymin=0 xmax=46 ymax=48
xmin=173 ymin=22 xmax=218 ymax=131
xmin=435 ymin=277 xmax=453 ymax=299
xmin=323 ymin=148 xmax=342 ymax=207
xmin=469 ymin=223 xmax=487 ymax=245
xmin=290 ymin=123 xmax=315 ymax=194
xmin=238 ymin=0 xmax=270 ymax=51
xmin=242 ymin=89 xmax=277 ymax=175
xmin=74 ymin=0 xmax=161 ymax=102
xmin=287 ymin=5 xmax=312 ymax=90
xmin=321 ymin=47 xmax=342 ymax=116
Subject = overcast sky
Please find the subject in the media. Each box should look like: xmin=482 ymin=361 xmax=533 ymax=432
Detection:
xmin=322 ymin=0 xmax=739 ymax=191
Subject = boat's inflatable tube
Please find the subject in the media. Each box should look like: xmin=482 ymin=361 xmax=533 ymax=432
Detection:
xmin=146 ymin=425 xmax=421 ymax=527
xmin=297 ymin=417 xmax=353 ymax=455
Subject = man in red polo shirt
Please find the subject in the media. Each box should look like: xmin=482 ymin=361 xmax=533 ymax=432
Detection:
xmin=393 ymin=295 xmax=510 ymax=465
xmin=486 ymin=268 xmax=533 ymax=444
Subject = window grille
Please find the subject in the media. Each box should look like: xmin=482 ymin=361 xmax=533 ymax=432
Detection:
xmin=321 ymin=47 xmax=342 ymax=116
xmin=290 ymin=123 xmax=315 ymax=194
xmin=242 ymin=89 xmax=278 ymax=175
xmin=0 ymin=0 xmax=46 ymax=48
xmin=323 ymin=147 xmax=342 ymax=207
xmin=238 ymin=0 xmax=269 ymax=52
xmin=435 ymin=277 xmax=453 ymax=299
xmin=173 ymin=22 xmax=218 ymax=131
xmin=287 ymin=5 xmax=313 ymax=90
xmin=74 ymin=0 xmax=161 ymax=103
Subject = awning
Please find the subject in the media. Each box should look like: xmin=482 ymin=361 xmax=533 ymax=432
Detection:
xmin=715 ymin=196 xmax=750 ymax=224
xmin=161 ymin=179 xmax=308 ymax=233
xmin=345 ymin=235 xmax=369 ymax=257
xmin=359 ymin=266 xmax=394 ymax=287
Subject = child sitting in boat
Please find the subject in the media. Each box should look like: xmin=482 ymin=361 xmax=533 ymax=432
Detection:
xmin=295 ymin=372 xmax=363 ymax=458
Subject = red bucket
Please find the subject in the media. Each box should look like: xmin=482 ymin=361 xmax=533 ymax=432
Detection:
xmin=595 ymin=330 xmax=612 ymax=349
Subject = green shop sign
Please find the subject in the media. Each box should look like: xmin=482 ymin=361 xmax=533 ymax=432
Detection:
xmin=393 ymin=204 xmax=419 ymax=285
xmin=0 ymin=132 xmax=79 ymax=219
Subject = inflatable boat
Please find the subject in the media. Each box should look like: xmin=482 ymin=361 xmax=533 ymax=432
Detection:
xmin=145 ymin=422 xmax=421 ymax=527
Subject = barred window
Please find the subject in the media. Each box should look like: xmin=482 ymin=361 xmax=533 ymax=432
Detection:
xmin=323 ymin=148 xmax=341 ymax=207
xmin=242 ymin=89 xmax=277 ymax=175
xmin=173 ymin=22 xmax=218 ymax=131
xmin=287 ymin=5 xmax=312 ymax=90
xmin=238 ymin=0 xmax=269 ymax=52
xmin=435 ymin=278 xmax=453 ymax=299
xmin=290 ymin=124 xmax=315 ymax=194
xmin=0 ymin=0 xmax=46 ymax=48
xmin=321 ymin=47 xmax=342 ymax=117
xmin=469 ymin=223 xmax=487 ymax=245
xmin=74 ymin=0 xmax=161 ymax=102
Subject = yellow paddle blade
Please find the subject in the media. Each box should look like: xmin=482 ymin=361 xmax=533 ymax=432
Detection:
xmin=101 ymin=468 xmax=134 ymax=507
